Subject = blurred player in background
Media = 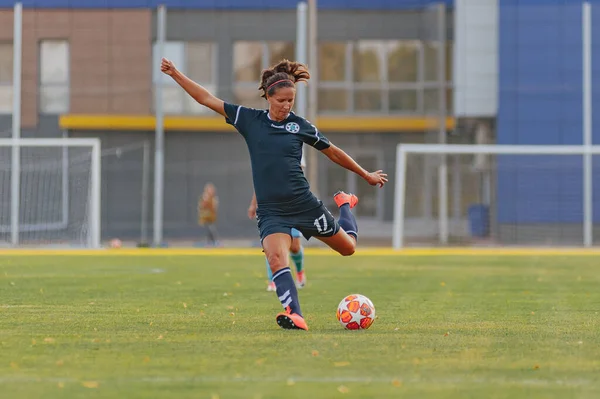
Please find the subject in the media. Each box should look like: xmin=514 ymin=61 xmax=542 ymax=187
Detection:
xmin=198 ymin=182 xmax=219 ymax=247
xmin=162 ymin=57 xmax=387 ymax=331
xmin=248 ymin=151 xmax=307 ymax=292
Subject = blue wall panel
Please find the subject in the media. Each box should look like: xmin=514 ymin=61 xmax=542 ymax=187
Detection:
xmin=498 ymin=0 xmax=600 ymax=226
xmin=0 ymin=0 xmax=453 ymax=9
xmin=497 ymin=1 xmax=591 ymax=224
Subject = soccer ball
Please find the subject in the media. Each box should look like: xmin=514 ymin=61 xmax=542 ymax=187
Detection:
xmin=336 ymin=294 xmax=375 ymax=330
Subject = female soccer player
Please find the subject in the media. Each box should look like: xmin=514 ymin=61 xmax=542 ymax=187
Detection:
xmin=161 ymin=58 xmax=387 ymax=331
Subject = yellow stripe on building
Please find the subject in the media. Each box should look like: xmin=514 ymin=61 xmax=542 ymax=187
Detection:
xmin=58 ymin=115 xmax=235 ymax=132
xmin=59 ymin=114 xmax=455 ymax=133
xmin=317 ymin=116 xmax=455 ymax=132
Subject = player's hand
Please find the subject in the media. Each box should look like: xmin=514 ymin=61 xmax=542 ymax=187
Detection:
xmin=160 ymin=57 xmax=177 ymax=76
xmin=364 ymin=170 xmax=388 ymax=188
xmin=247 ymin=204 xmax=257 ymax=219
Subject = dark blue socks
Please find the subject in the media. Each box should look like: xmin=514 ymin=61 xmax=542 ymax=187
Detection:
xmin=338 ymin=203 xmax=358 ymax=240
xmin=272 ymin=267 xmax=302 ymax=316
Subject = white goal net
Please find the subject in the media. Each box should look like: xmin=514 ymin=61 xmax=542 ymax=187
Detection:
xmin=0 ymin=138 xmax=101 ymax=248
xmin=393 ymin=144 xmax=600 ymax=249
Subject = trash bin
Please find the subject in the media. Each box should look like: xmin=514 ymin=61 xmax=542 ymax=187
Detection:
xmin=468 ymin=204 xmax=489 ymax=238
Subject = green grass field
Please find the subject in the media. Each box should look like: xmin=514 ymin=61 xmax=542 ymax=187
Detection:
xmin=1 ymin=252 xmax=600 ymax=398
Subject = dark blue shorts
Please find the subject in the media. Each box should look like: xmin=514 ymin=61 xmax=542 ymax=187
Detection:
xmin=257 ymin=203 xmax=340 ymax=242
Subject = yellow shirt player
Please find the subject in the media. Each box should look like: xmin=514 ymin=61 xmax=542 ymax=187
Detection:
xmin=198 ymin=183 xmax=219 ymax=246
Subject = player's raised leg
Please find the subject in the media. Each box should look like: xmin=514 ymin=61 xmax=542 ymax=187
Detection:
xmin=316 ymin=191 xmax=359 ymax=256
xmin=334 ymin=191 xmax=359 ymax=240
xmin=262 ymin=233 xmax=308 ymax=330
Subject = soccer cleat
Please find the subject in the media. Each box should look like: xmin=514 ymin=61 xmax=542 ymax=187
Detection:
xmin=267 ymin=281 xmax=276 ymax=292
xmin=276 ymin=312 xmax=309 ymax=331
xmin=333 ymin=191 xmax=359 ymax=209
xmin=296 ymin=271 xmax=306 ymax=289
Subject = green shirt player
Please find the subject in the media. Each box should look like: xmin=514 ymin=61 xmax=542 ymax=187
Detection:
xmin=161 ymin=58 xmax=388 ymax=331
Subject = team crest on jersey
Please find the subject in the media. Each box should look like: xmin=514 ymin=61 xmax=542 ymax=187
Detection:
xmin=285 ymin=122 xmax=300 ymax=133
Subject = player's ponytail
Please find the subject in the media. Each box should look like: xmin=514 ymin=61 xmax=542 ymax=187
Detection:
xmin=259 ymin=59 xmax=310 ymax=99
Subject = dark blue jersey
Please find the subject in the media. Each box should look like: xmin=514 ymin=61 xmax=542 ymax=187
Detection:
xmin=224 ymin=103 xmax=330 ymax=215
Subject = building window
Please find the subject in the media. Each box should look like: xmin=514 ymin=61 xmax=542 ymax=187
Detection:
xmin=318 ymin=40 xmax=452 ymax=115
xmin=388 ymin=41 xmax=419 ymax=113
xmin=352 ymin=41 xmax=385 ymax=112
xmin=153 ymin=41 xmax=217 ymax=115
xmin=39 ymin=40 xmax=69 ymax=114
xmin=318 ymin=42 xmax=348 ymax=112
xmin=423 ymin=41 xmax=453 ymax=113
xmin=233 ymin=41 xmax=295 ymax=109
xmin=0 ymin=43 xmax=13 ymax=114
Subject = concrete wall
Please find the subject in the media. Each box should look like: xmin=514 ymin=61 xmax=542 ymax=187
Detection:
xmin=60 ymin=130 xmax=425 ymax=241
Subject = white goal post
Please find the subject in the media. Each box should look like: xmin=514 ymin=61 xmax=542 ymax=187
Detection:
xmin=0 ymin=138 xmax=101 ymax=248
xmin=393 ymin=144 xmax=600 ymax=249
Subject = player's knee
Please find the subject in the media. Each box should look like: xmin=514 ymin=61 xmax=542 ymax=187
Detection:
xmin=338 ymin=242 xmax=355 ymax=256
xmin=340 ymin=246 xmax=355 ymax=256
xmin=267 ymin=252 xmax=288 ymax=270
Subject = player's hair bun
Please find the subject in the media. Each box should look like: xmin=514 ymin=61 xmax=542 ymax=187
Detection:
xmin=259 ymin=59 xmax=310 ymax=99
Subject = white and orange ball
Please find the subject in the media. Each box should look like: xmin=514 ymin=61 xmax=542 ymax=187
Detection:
xmin=336 ymin=294 xmax=375 ymax=330
xmin=109 ymin=238 xmax=122 ymax=249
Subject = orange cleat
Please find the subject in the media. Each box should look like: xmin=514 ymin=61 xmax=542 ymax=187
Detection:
xmin=333 ymin=191 xmax=359 ymax=209
xmin=276 ymin=312 xmax=309 ymax=331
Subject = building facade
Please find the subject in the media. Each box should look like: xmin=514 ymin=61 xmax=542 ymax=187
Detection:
xmin=0 ymin=0 xmax=455 ymax=243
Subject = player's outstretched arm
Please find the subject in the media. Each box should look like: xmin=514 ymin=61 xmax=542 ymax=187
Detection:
xmin=160 ymin=57 xmax=226 ymax=118
xmin=321 ymin=144 xmax=388 ymax=188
